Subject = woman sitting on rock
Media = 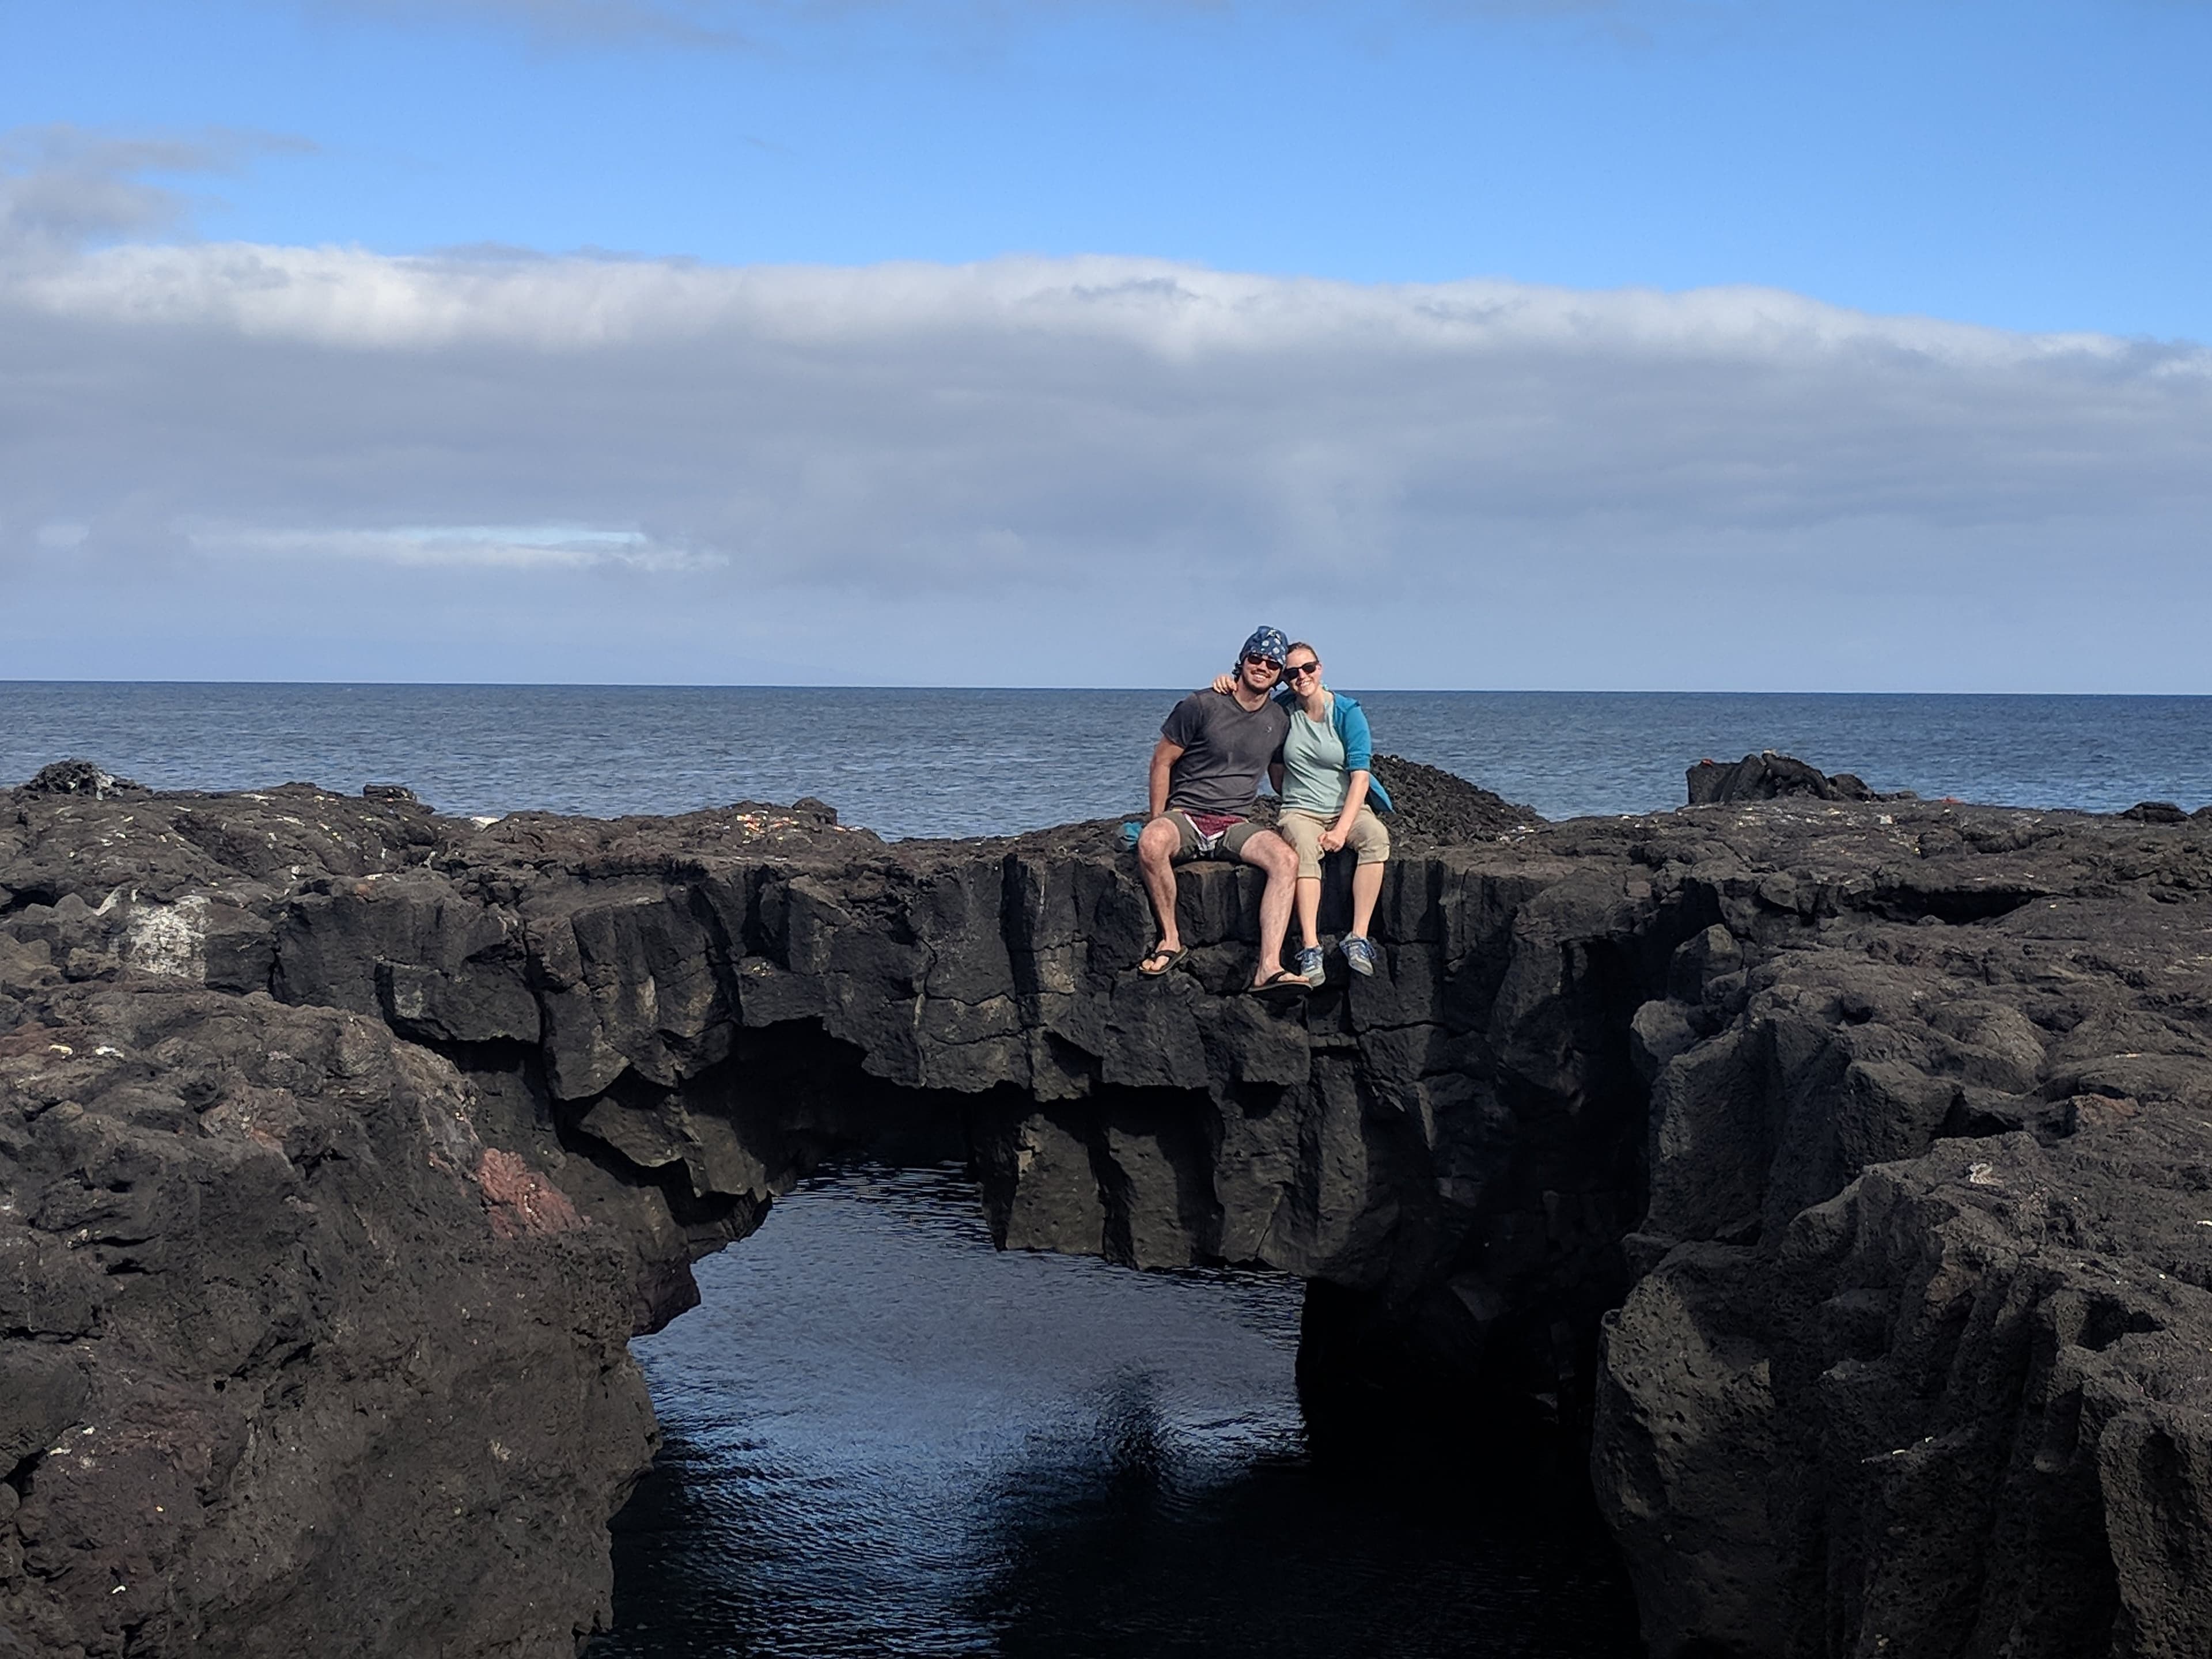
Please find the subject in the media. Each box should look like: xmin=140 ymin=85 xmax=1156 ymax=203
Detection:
xmin=1210 ymin=642 xmax=1392 ymax=985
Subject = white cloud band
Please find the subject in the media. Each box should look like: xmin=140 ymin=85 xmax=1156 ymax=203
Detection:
xmin=5 ymin=234 xmax=2207 ymax=687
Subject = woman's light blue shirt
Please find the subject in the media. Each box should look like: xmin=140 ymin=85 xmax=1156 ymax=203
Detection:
xmin=1271 ymin=688 xmax=1395 ymax=816
xmin=1281 ymin=701 xmax=1351 ymax=816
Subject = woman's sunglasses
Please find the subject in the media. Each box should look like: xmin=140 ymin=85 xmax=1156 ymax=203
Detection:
xmin=1284 ymin=661 xmax=1320 ymax=679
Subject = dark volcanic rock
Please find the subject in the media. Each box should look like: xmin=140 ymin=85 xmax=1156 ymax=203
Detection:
xmin=0 ymin=987 xmax=649 ymax=1657
xmin=1369 ymin=752 xmax=1544 ymax=848
xmin=5 ymin=764 xmax=2212 ymax=1658
xmin=2122 ymin=800 xmax=2189 ymax=824
xmin=1687 ymin=750 xmax=1887 ymax=806
xmin=25 ymin=760 xmax=142 ymax=800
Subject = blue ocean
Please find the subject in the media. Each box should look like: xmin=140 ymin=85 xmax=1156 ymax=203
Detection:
xmin=5 ymin=683 xmax=2210 ymax=836
xmin=7 ymin=682 xmax=2209 ymax=1659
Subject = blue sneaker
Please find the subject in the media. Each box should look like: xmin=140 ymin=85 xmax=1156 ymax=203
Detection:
xmin=1339 ymin=935 xmax=1378 ymax=977
xmin=1294 ymin=945 xmax=1327 ymax=987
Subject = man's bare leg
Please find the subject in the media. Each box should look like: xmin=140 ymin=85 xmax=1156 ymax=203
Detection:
xmin=1295 ymin=876 xmax=1323 ymax=950
xmin=1350 ymin=861 xmax=1384 ymax=941
xmin=1240 ymin=830 xmax=1299 ymax=984
xmin=1136 ymin=817 xmax=1185 ymax=969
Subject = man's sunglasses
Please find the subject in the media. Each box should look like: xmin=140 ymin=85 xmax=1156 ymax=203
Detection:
xmin=1242 ymin=654 xmax=1283 ymax=671
xmin=1284 ymin=661 xmax=1320 ymax=679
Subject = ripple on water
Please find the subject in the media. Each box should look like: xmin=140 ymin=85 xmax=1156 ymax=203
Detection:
xmin=594 ymin=1164 xmax=1641 ymax=1659
xmin=8 ymin=684 xmax=2212 ymax=835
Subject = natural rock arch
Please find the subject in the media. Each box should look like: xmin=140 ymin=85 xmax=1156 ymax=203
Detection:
xmin=4 ymin=774 xmax=2211 ymax=1656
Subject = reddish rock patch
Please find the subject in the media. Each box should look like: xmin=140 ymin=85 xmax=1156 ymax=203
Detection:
xmin=473 ymin=1146 xmax=586 ymax=1237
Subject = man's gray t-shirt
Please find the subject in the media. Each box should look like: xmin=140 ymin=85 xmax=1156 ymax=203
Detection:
xmin=1160 ymin=691 xmax=1291 ymax=817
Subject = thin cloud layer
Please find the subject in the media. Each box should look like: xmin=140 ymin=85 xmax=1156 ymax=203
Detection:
xmin=318 ymin=0 xmax=1722 ymax=49
xmin=321 ymin=0 xmax=1254 ymax=46
xmin=184 ymin=523 xmax=726 ymax=572
xmin=3 ymin=210 xmax=2207 ymax=686
xmin=0 ymin=125 xmax=313 ymax=255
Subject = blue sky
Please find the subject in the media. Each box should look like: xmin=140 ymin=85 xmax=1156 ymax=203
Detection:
xmin=2 ymin=1 xmax=2209 ymax=688
xmin=13 ymin=1 xmax=2211 ymax=336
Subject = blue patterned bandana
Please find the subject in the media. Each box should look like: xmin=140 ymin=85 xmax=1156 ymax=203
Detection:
xmin=1239 ymin=626 xmax=1289 ymax=665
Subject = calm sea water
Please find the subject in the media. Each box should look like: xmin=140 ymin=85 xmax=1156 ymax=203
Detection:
xmin=8 ymin=681 xmax=2207 ymax=1659
xmin=5 ymin=683 xmax=2211 ymax=836
xmin=594 ymin=1165 xmax=1639 ymax=1659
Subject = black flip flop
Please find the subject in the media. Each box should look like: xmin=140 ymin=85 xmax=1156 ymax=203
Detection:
xmin=1137 ymin=944 xmax=1188 ymax=978
xmin=1248 ymin=968 xmax=1311 ymax=997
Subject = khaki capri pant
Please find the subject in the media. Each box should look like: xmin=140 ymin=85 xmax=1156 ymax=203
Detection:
xmin=1275 ymin=805 xmax=1390 ymax=881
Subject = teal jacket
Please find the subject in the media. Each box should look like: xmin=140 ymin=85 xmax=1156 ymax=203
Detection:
xmin=1273 ymin=687 xmax=1394 ymax=814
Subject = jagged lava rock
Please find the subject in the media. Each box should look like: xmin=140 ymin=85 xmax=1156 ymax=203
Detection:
xmin=1687 ymin=750 xmax=1895 ymax=806
xmin=2 ymin=767 xmax=2211 ymax=1657
xmin=23 ymin=760 xmax=143 ymax=801
xmin=1369 ymin=752 xmax=1544 ymax=849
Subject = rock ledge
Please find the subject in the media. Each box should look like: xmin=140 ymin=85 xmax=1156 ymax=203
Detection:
xmin=3 ymin=767 xmax=2211 ymax=1657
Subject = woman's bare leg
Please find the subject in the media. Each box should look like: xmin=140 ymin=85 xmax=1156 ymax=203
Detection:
xmin=1350 ymin=861 xmax=1384 ymax=940
xmin=1296 ymin=876 xmax=1322 ymax=950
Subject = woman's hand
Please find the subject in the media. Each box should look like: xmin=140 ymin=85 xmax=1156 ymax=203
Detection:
xmin=1207 ymin=673 xmax=1236 ymax=695
xmin=1320 ymin=824 xmax=1349 ymax=854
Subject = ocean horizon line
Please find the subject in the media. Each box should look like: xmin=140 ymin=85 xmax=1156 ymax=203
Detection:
xmin=4 ymin=680 xmax=2207 ymax=702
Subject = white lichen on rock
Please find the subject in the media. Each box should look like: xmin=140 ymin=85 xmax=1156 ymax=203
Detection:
xmin=123 ymin=895 xmax=210 ymax=980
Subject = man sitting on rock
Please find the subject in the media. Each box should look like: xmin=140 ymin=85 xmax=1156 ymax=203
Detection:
xmin=1133 ymin=627 xmax=1305 ymax=994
